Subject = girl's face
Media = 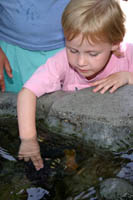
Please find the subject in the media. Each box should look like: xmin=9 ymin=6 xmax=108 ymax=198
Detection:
xmin=66 ymin=34 xmax=119 ymax=79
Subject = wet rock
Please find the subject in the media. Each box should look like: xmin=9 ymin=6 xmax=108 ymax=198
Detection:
xmin=38 ymin=86 xmax=133 ymax=153
xmin=100 ymin=178 xmax=133 ymax=200
xmin=0 ymin=92 xmax=17 ymax=116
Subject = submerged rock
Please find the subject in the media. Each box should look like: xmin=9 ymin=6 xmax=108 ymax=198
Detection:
xmin=100 ymin=178 xmax=133 ymax=200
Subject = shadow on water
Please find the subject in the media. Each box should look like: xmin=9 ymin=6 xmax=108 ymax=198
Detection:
xmin=0 ymin=123 xmax=133 ymax=200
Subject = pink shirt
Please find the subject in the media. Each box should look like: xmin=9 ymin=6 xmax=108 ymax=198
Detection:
xmin=24 ymin=42 xmax=133 ymax=97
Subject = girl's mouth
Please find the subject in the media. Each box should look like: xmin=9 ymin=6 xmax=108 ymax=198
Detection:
xmin=78 ymin=68 xmax=88 ymax=73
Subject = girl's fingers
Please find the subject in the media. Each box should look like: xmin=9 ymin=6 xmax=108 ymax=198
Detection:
xmin=31 ymin=155 xmax=44 ymax=171
xmin=93 ymin=80 xmax=117 ymax=94
xmin=109 ymin=82 xmax=123 ymax=93
xmin=92 ymin=81 xmax=109 ymax=93
xmin=90 ymin=79 xmax=107 ymax=86
xmin=24 ymin=157 xmax=30 ymax=162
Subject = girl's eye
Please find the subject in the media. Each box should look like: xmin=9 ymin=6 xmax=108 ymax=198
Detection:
xmin=89 ymin=52 xmax=99 ymax=57
xmin=70 ymin=49 xmax=78 ymax=54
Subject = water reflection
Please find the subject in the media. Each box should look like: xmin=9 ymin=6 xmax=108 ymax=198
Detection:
xmin=0 ymin=147 xmax=16 ymax=161
xmin=117 ymin=150 xmax=133 ymax=184
xmin=27 ymin=187 xmax=49 ymax=200
xmin=71 ymin=187 xmax=97 ymax=200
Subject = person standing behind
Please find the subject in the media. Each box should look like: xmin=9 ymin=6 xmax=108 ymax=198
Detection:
xmin=0 ymin=0 xmax=70 ymax=92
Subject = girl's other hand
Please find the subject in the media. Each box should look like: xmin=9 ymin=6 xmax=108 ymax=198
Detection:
xmin=90 ymin=71 xmax=132 ymax=94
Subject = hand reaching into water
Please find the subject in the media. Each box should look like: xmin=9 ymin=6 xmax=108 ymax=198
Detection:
xmin=90 ymin=71 xmax=133 ymax=94
xmin=0 ymin=48 xmax=12 ymax=92
xmin=18 ymin=136 xmax=44 ymax=171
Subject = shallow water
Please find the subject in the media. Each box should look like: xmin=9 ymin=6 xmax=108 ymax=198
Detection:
xmin=0 ymin=126 xmax=133 ymax=200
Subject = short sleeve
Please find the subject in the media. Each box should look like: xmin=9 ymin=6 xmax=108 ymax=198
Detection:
xmin=24 ymin=49 xmax=67 ymax=97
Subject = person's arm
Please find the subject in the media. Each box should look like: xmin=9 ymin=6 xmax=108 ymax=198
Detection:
xmin=90 ymin=71 xmax=133 ymax=94
xmin=0 ymin=48 xmax=12 ymax=92
xmin=17 ymin=88 xmax=44 ymax=170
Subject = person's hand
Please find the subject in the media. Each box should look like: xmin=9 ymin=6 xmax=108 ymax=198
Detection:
xmin=90 ymin=71 xmax=132 ymax=94
xmin=18 ymin=136 xmax=44 ymax=171
xmin=0 ymin=48 xmax=12 ymax=92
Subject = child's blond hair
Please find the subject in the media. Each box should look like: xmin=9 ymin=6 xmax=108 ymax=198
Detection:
xmin=62 ymin=0 xmax=126 ymax=56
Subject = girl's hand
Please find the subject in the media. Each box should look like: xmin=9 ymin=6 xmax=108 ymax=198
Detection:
xmin=91 ymin=72 xmax=132 ymax=94
xmin=0 ymin=48 xmax=12 ymax=92
xmin=18 ymin=136 xmax=44 ymax=171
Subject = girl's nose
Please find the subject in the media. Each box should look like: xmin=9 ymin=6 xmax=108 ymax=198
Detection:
xmin=77 ymin=54 xmax=88 ymax=67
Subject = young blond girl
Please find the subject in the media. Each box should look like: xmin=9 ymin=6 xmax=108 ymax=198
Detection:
xmin=17 ymin=0 xmax=133 ymax=170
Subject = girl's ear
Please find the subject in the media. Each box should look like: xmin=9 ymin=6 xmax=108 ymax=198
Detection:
xmin=112 ymin=43 xmax=124 ymax=58
xmin=111 ymin=43 xmax=120 ymax=51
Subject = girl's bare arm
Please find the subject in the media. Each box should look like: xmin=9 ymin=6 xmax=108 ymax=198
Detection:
xmin=17 ymin=88 xmax=43 ymax=170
